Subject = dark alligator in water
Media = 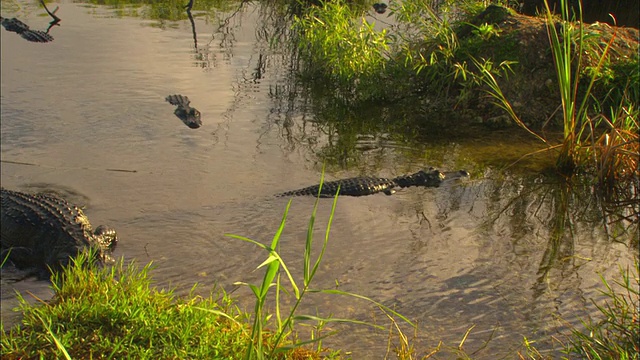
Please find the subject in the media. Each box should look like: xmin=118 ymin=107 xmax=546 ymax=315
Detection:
xmin=166 ymin=94 xmax=202 ymax=129
xmin=0 ymin=188 xmax=118 ymax=274
xmin=372 ymin=2 xmax=388 ymax=14
xmin=0 ymin=17 xmax=54 ymax=43
xmin=276 ymin=168 xmax=469 ymax=197
xmin=0 ymin=1 xmax=60 ymax=43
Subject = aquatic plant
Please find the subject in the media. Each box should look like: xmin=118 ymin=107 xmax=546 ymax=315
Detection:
xmin=226 ymin=171 xmax=414 ymax=359
xmin=0 ymin=179 xmax=415 ymax=359
xmin=541 ymin=0 xmax=638 ymax=189
xmin=473 ymin=0 xmax=638 ymax=191
xmin=520 ymin=262 xmax=640 ymax=359
xmin=292 ymin=0 xmax=390 ymax=100
xmin=564 ymin=262 xmax=640 ymax=359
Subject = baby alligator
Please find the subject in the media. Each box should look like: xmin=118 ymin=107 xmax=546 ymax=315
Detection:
xmin=1 ymin=188 xmax=118 ymax=273
xmin=276 ymin=168 xmax=469 ymax=197
xmin=166 ymin=94 xmax=202 ymax=129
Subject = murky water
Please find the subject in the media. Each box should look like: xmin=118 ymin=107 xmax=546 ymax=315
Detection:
xmin=1 ymin=1 xmax=637 ymax=357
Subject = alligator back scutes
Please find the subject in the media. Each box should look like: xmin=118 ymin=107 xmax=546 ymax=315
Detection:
xmin=20 ymin=30 xmax=54 ymax=43
xmin=1 ymin=17 xmax=30 ymax=34
xmin=165 ymin=94 xmax=191 ymax=107
xmin=277 ymin=176 xmax=397 ymax=197
xmin=1 ymin=189 xmax=91 ymax=237
xmin=0 ymin=17 xmax=54 ymax=43
xmin=276 ymin=168 xmax=469 ymax=198
xmin=0 ymin=188 xmax=117 ymax=271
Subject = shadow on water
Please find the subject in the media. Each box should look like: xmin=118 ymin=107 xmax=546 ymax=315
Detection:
xmin=0 ymin=0 xmax=637 ymax=357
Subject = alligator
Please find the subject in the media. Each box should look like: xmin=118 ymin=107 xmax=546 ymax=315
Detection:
xmin=166 ymin=94 xmax=202 ymax=129
xmin=0 ymin=16 xmax=54 ymax=43
xmin=276 ymin=168 xmax=469 ymax=197
xmin=0 ymin=188 xmax=118 ymax=274
xmin=372 ymin=2 xmax=388 ymax=14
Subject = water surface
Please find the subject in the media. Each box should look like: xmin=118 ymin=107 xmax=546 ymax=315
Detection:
xmin=1 ymin=2 xmax=636 ymax=357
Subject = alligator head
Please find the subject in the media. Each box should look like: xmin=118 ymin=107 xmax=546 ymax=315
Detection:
xmin=166 ymin=94 xmax=202 ymax=129
xmin=174 ymin=106 xmax=202 ymax=129
xmin=92 ymin=225 xmax=118 ymax=265
xmin=391 ymin=168 xmax=445 ymax=188
xmin=1 ymin=188 xmax=120 ymax=273
xmin=393 ymin=168 xmax=469 ymax=188
xmin=441 ymin=170 xmax=471 ymax=181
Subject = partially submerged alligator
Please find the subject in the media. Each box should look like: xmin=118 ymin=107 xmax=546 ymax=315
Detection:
xmin=166 ymin=94 xmax=202 ymax=129
xmin=276 ymin=168 xmax=469 ymax=197
xmin=0 ymin=188 xmax=118 ymax=273
xmin=0 ymin=0 xmax=60 ymax=43
xmin=372 ymin=2 xmax=388 ymax=14
xmin=0 ymin=16 xmax=54 ymax=43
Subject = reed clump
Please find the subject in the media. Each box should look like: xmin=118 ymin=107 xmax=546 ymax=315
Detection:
xmin=292 ymin=0 xmax=638 ymax=194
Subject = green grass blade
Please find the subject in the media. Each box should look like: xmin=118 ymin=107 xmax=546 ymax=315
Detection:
xmin=33 ymin=311 xmax=72 ymax=360
xmin=225 ymin=234 xmax=270 ymax=250
xmin=308 ymin=189 xmax=339 ymax=284
xmin=274 ymin=331 xmax=339 ymax=352
xmin=315 ymin=289 xmax=416 ymax=327
xmin=193 ymin=307 xmax=246 ymax=330
xmin=293 ymin=314 xmax=380 ymax=329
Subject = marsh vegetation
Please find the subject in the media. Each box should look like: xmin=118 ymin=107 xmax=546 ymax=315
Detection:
xmin=1 ymin=0 xmax=638 ymax=358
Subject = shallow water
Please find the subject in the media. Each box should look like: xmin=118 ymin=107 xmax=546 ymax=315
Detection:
xmin=1 ymin=2 xmax=637 ymax=357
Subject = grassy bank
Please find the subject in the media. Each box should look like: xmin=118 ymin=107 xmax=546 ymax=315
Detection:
xmin=2 ymin=257 xmax=255 ymax=359
xmin=3 ymin=249 xmax=637 ymax=359
xmin=2 ymin=199 xmax=638 ymax=358
xmin=0 ymin=193 xmax=411 ymax=359
xmin=291 ymin=0 xmax=638 ymax=195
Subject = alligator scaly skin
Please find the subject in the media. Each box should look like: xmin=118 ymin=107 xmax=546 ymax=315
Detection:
xmin=19 ymin=29 xmax=53 ymax=43
xmin=278 ymin=176 xmax=398 ymax=197
xmin=0 ymin=188 xmax=117 ymax=272
xmin=166 ymin=94 xmax=202 ymax=129
xmin=1 ymin=17 xmax=30 ymax=33
xmin=0 ymin=16 xmax=54 ymax=43
xmin=276 ymin=169 xmax=469 ymax=197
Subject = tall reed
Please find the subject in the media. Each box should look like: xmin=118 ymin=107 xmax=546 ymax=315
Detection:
xmin=565 ymin=262 xmax=640 ymax=358
xmin=227 ymin=172 xmax=414 ymax=359
xmin=473 ymin=0 xmax=638 ymax=187
xmin=543 ymin=0 xmax=638 ymax=190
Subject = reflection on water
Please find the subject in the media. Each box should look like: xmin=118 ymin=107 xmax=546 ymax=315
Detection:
xmin=0 ymin=1 xmax=636 ymax=358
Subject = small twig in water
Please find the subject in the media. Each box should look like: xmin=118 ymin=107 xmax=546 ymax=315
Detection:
xmin=40 ymin=0 xmax=61 ymax=24
xmin=1 ymin=159 xmax=138 ymax=173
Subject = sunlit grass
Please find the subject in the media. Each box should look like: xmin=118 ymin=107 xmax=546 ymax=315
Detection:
xmin=1 ymin=201 xmax=637 ymax=359
xmin=519 ymin=261 xmax=640 ymax=359
xmin=1 ymin=254 xmax=251 ymax=359
xmin=291 ymin=0 xmax=637 ymax=189
xmin=469 ymin=0 xmax=638 ymax=194
xmin=292 ymin=0 xmax=390 ymax=99
xmin=565 ymin=262 xmax=640 ymax=359
xmin=0 ymin=175 xmax=415 ymax=359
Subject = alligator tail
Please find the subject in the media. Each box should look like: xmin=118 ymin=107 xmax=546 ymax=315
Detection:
xmin=165 ymin=94 xmax=191 ymax=107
